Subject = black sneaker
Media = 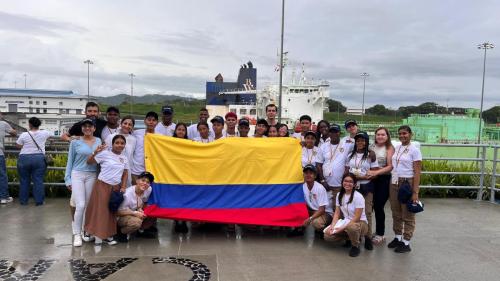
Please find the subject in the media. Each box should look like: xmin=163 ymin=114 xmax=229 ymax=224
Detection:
xmin=136 ymin=230 xmax=156 ymax=239
xmin=349 ymin=246 xmax=360 ymax=257
xmin=364 ymin=237 xmax=373 ymax=250
xmin=115 ymin=232 xmax=129 ymax=243
xmin=174 ymin=221 xmax=189 ymax=233
xmin=395 ymin=243 xmax=412 ymax=253
xmin=387 ymin=238 xmax=403 ymax=249
xmin=342 ymin=240 xmax=352 ymax=248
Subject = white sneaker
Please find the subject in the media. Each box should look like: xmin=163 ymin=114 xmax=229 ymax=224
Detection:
xmin=73 ymin=234 xmax=83 ymax=247
xmin=104 ymin=237 xmax=117 ymax=246
xmin=82 ymin=232 xmax=95 ymax=242
xmin=94 ymin=237 xmax=103 ymax=246
xmin=0 ymin=197 xmax=13 ymax=204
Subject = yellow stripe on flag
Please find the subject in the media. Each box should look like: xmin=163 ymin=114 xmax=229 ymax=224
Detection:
xmin=144 ymin=134 xmax=303 ymax=185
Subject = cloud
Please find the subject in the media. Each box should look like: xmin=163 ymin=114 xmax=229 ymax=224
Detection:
xmin=0 ymin=11 xmax=87 ymax=37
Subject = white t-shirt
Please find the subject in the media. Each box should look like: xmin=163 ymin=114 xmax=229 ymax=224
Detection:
xmin=336 ymin=191 xmax=368 ymax=223
xmin=303 ymin=181 xmax=333 ymax=215
xmin=347 ymin=153 xmax=379 ymax=184
xmin=392 ymin=143 xmax=422 ymax=178
xmin=315 ymin=142 xmax=350 ymax=187
xmin=0 ymin=121 xmax=14 ymax=156
xmin=131 ymin=129 xmax=147 ymax=175
xmin=105 ymin=132 xmax=136 ymax=166
xmin=16 ymin=130 xmax=53 ymax=155
xmin=292 ymin=132 xmax=304 ymax=142
xmin=94 ymin=150 xmax=129 ymax=185
xmin=187 ymin=123 xmax=215 ymax=140
xmin=155 ymin=122 xmax=176 ymax=136
xmin=193 ymin=136 xmax=215 ymax=143
xmin=118 ymin=185 xmax=152 ymax=211
xmin=223 ymin=129 xmax=239 ymax=138
xmin=301 ymin=146 xmax=318 ymax=167
xmin=340 ymin=135 xmax=355 ymax=156
xmin=318 ymin=136 xmax=331 ymax=147
xmin=100 ymin=125 xmax=120 ymax=144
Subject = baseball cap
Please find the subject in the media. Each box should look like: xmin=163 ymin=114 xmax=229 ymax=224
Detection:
xmin=304 ymin=131 xmax=317 ymax=139
xmin=344 ymin=119 xmax=357 ymax=129
xmin=106 ymin=106 xmax=120 ymax=114
xmin=238 ymin=118 xmax=250 ymax=127
xmin=329 ymin=124 xmax=341 ymax=132
xmin=407 ymin=200 xmax=424 ymax=213
xmin=354 ymin=131 xmax=369 ymax=140
xmin=80 ymin=118 xmax=96 ymax=127
xmin=137 ymin=171 xmax=155 ymax=183
xmin=303 ymin=164 xmax=317 ymax=174
xmin=211 ymin=116 xmax=224 ymax=124
xmin=162 ymin=105 xmax=173 ymax=114
xmin=225 ymin=112 xmax=237 ymax=119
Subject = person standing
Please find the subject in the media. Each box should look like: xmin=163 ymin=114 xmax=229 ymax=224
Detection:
xmin=324 ymin=174 xmax=369 ymax=257
xmin=253 ymin=119 xmax=268 ymax=138
xmin=388 ymin=125 xmax=422 ymax=253
xmin=105 ymin=116 xmax=136 ymax=171
xmin=193 ymin=122 xmax=214 ymax=143
xmin=301 ymin=131 xmax=318 ymax=167
xmin=368 ymin=127 xmax=394 ymax=245
xmin=341 ymin=119 xmax=359 ymax=155
xmin=278 ymin=124 xmax=290 ymax=137
xmin=0 ymin=113 xmax=16 ymax=204
xmin=155 ymin=105 xmax=176 ymax=136
xmin=211 ymin=116 xmax=225 ymax=140
xmin=315 ymin=120 xmax=330 ymax=147
xmin=100 ymin=106 xmax=121 ymax=142
xmin=224 ymin=112 xmax=238 ymax=137
xmin=64 ymin=119 xmax=101 ymax=247
xmin=265 ymin=104 xmax=279 ymax=126
xmin=85 ymin=135 xmax=129 ymax=246
xmin=16 ymin=117 xmax=53 ymax=205
xmin=345 ymin=131 xmax=378 ymax=250
xmin=267 ymin=126 xmax=279 ymax=137
xmin=237 ymin=119 xmax=250 ymax=138
xmin=61 ymin=102 xmax=107 ymax=141
xmin=188 ymin=108 xmax=214 ymax=140
xmin=292 ymin=115 xmax=312 ymax=142
xmin=131 ymin=112 xmax=158 ymax=184
xmin=173 ymin=123 xmax=189 ymax=139
xmin=316 ymin=124 xmax=350 ymax=209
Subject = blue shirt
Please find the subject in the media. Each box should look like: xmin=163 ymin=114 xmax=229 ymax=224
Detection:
xmin=64 ymin=138 xmax=101 ymax=186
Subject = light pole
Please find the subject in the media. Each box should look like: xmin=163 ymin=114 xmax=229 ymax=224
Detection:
xmin=23 ymin=73 xmax=27 ymax=88
xmin=129 ymin=73 xmax=135 ymax=114
xmin=476 ymin=42 xmax=494 ymax=158
xmin=360 ymin=72 xmax=369 ymax=123
xmin=277 ymin=0 xmax=285 ymax=123
xmin=83 ymin=59 xmax=94 ymax=102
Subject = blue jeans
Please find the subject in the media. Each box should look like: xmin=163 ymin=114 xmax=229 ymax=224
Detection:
xmin=0 ymin=155 xmax=9 ymax=199
xmin=17 ymin=154 xmax=46 ymax=205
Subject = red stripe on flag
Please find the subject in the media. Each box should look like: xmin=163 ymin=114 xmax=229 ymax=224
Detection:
xmin=144 ymin=203 xmax=309 ymax=227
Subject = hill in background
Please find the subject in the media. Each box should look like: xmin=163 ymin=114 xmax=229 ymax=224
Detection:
xmin=96 ymin=93 xmax=200 ymax=106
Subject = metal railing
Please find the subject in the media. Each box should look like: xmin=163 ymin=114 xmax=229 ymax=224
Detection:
xmin=4 ymin=143 xmax=500 ymax=202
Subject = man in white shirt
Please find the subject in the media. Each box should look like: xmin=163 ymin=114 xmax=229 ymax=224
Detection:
xmin=292 ymin=115 xmax=312 ymax=143
xmin=288 ymin=164 xmax=332 ymax=237
xmin=100 ymin=106 xmax=120 ymax=142
xmin=132 ymin=111 xmax=158 ymax=184
xmin=341 ymin=119 xmax=359 ymax=154
xmin=116 ymin=172 xmax=156 ymax=242
xmin=0 ymin=113 xmax=16 ymax=204
xmin=155 ymin=105 xmax=176 ymax=136
xmin=187 ymin=108 xmax=214 ymax=139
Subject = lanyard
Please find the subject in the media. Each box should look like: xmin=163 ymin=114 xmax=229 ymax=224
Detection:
xmin=306 ymin=148 xmax=315 ymax=164
xmin=395 ymin=144 xmax=410 ymax=168
xmin=354 ymin=153 xmax=365 ymax=169
xmin=329 ymin=143 xmax=340 ymax=162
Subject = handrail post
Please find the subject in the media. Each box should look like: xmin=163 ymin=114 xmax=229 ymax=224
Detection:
xmin=491 ymin=146 xmax=498 ymax=203
xmin=476 ymin=145 xmax=487 ymax=201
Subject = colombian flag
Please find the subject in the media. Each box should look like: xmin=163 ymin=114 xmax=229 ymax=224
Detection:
xmin=143 ymin=134 xmax=308 ymax=226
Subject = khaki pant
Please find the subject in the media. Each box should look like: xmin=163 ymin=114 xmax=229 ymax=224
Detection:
xmin=117 ymin=215 xmax=143 ymax=234
xmin=307 ymin=209 xmax=332 ymax=231
xmin=364 ymin=192 xmax=373 ymax=238
xmin=389 ymin=179 xmax=416 ymax=241
xmin=324 ymin=221 xmax=369 ymax=247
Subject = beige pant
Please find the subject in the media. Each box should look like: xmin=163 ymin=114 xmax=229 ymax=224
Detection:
xmin=324 ymin=221 xmax=369 ymax=247
xmin=307 ymin=209 xmax=332 ymax=231
xmin=389 ymin=179 xmax=416 ymax=241
xmin=117 ymin=215 xmax=144 ymax=234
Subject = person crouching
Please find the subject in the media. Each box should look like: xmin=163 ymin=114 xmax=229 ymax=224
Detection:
xmin=116 ymin=172 xmax=156 ymax=242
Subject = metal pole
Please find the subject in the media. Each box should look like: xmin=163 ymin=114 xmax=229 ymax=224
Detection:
xmin=278 ymin=0 xmax=285 ymax=123
xmin=360 ymin=72 xmax=369 ymax=123
xmin=476 ymin=145 xmax=487 ymax=201
xmin=23 ymin=73 xmax=27 ymax=88
xmin=129 ymin=73 xmax=135 ymax=114
xmin=84 ymin=60 xmax=94 ymax=102
xmin=476 ymin=42 xmax=494 ymax=158
xmin=490 ymin=146 xmax=498 ymax=203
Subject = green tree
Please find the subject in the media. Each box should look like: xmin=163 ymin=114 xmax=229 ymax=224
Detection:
xmin=366 ymin=104 xmax=395 ymax=116
xmin=326 ymin=99 xmax=347 ymax=113
xmin=483 ymin=106 xmax=500 ymax=124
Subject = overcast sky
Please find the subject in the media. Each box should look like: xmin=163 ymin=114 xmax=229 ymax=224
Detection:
xmin=0 ymin=0 xmax=499 ymax=109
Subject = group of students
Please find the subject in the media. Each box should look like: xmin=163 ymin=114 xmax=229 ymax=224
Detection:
xmin=297 ymin=118 xmax=422 ymax=257
xmin=3 ymin=101 xmax=422 ymax=257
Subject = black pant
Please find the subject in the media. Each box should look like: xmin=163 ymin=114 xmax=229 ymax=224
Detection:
xmin=373 ymin=174 xmax=391 ymax=236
